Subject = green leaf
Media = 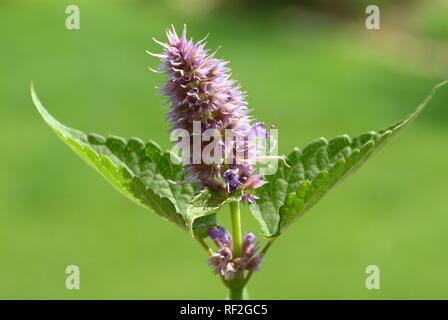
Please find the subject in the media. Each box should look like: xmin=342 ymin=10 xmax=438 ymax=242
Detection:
xmin=31 ymin=84 xmax=230 ymax=237
xmin=251 ymin=82 xmax=447 ymax=238
xmin=186 ymin=189 xmax=242 ymax=238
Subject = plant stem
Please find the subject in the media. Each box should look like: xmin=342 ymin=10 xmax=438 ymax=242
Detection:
xmin=229 ymin=201 xmax=242 ymax=258
xmin=229 ymin=200 xmax=245 ymax=299
xmin=196 ymin=237 xmax=213 ymax=256
xmin=229 ymin=286 xmax=244 ymax=300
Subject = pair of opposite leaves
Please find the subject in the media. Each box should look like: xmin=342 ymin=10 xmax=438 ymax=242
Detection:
xmin=31 ymin=82 xmax=447 ymax=240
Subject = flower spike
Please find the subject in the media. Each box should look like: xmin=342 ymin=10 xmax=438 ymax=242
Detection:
xmin=151 ymin=25 xmax=269 ymax=199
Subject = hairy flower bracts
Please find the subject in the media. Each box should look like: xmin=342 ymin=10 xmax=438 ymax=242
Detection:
xmin=207 ymin=226 xmax=262 ymax=280
xmin=150 ymin=26 xmax=268 ymax=200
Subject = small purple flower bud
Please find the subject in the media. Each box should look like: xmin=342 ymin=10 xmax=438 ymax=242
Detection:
xmin=244 ymin=232 xmax=256 ymax=243
xmin=207 ymin=226 xmax=232 ymax=247
xmin=223 ymin=168 xmax=241 ymax=193
xmin=208 ymin=253 xmax=223 ymax=268
xmin=242 ymin=232 xmax=257 ymax=257
xmin=208 ymin=246 xmax=235 ymax=279
xmin=241 ymin=194 xmax=259 ymax=204
xmin=252 ymin=121 xmax=268 ymax=139
xmin=223 ymin=263 xmax=238 ymax=280
xmin=243 ymin=175 xmax=267 ymax=191
xmin=208 ymin=253 xmax=227 ymax=276
xmin=246 ymin=255 xmax=263 ymax=272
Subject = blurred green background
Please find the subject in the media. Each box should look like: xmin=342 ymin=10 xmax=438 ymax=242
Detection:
xmin=1 ymin=0 xmax=447 ymax=299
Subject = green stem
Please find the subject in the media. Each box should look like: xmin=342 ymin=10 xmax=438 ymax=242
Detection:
xmin=196 ymin=237 xmax=213 ymax=256
xmin=229 ymin=201 xmax=242 ymax=258
xmin=229 ymin=286 xmax=244 ymax=300
xmin=229 ymin=200 xmax=245 ymax=299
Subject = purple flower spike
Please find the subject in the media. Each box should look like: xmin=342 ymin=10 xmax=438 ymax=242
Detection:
xmin=151 ymin=25 xmax=269 ymax=199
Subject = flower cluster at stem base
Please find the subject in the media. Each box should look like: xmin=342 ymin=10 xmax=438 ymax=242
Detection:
xmin=207 ymin=226 xmax=262 ymax=280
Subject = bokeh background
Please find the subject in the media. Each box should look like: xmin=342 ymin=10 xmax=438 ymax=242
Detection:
xmin=1 ymin=0 xmax=447 ymax=299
